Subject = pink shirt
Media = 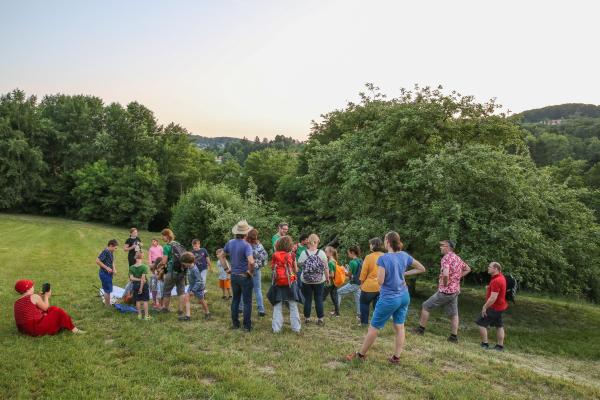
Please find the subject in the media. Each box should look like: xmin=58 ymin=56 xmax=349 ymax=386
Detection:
xmin=149 ymin=245 xmax=164 ymax=265
xmin=438 ymin=252 xmax=468 ymax=294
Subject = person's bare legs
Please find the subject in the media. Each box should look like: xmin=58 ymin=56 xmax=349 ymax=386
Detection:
xmin=184 ymin=294 xmax=191 ymax=317
xmin=496 ymin=327 xmax=505 ymax=346
xmin=359 ymin=326 xmax=379 ymax=355
xmin=450 ymin=314 xmax=459 ymax=335
xmin=143 ymin=301 xmax=149 ymax=318
xmin=393 ymin=323 xmax=406 ymax=358
xmin=136 ymin=301 xmax=142 ymax=317
xmin=199 ymin=299 xmax=209 ymax=315
xmin=104 ymin=292 xmax=111 ymax=307
xmin=419 ymin=308 xmax=430 ymax=328
xmin=479 ymin=326 xmax=488 ymax=343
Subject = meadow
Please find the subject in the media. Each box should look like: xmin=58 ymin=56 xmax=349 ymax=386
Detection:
xmin=1 ymin=214 xmax=599 ymax=400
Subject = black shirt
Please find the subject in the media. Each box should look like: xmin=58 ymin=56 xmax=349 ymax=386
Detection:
xmin=125 ymin=236 xmax=142 ymax=266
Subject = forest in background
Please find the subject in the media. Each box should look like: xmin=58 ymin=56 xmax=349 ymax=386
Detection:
xmin=1 ymin=85 xmax=599 ymax=301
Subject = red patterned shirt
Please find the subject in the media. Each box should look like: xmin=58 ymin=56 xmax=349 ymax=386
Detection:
xmin=439 ymin=252 xmax=468 ymax=294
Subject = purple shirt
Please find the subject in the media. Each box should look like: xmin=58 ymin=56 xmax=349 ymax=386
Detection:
xmin=224 ymin=239 xmax=253 ymax=275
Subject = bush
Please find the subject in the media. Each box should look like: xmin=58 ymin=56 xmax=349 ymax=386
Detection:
xmin=170 ymin=179 xmax=284 ymax=252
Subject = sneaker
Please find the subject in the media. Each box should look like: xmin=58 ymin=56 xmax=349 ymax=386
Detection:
xmin=304 ymin=318 xmax=312 ymax=324
xmin=178 ymin=315 xmax=191 ymax=321
xmin=388 ymin=355 xmax=401 ymax=364
xmin=329 ymin=311 xmax=337 ymax=316
xmin=480 ymin=342 xmax=490 ymax=349
xmin=412 ymin=326 xmax=425 ymax=336
xmin=316 ymin=319 xmax=325 ymax=326
xmin=137 ymin=314 xmax=143 ymax=320
xmin=144 ymin=315 xmax=153 ymax=321
xmin=204 ymin=313 xmax=212 ymax=320
xmin=222 ymin=296 xmax=227 ymax=300
xmin=258 ymin=312 xmax=266 ymax=317
xmin=447 ymin=334 xmax=459 ymax=343
xmin=494 ymin=344 xmax=504 ymax=352
xmin=345 ymin=351 xmax=366 ymax=362
xmin=242 ymin=327 xmax=252 ymax=333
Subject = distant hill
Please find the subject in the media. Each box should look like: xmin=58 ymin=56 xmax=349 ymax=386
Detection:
xmin=518 ymin=103 xmax=600 ymax=123
xmin=188 ymin=135 xmax=242 ymax=149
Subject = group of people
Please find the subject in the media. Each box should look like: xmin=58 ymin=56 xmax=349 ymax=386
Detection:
xmin=13 ymin=220 xmax=510 ymax=364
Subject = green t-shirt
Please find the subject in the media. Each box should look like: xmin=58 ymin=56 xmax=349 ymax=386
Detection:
xmin=296 ymin=245 xmax=307 ymax=262
xmin=129 ymin=263 xmax=149 ymax=279
xmin=271 ymin=234 xmax=280 ymax=250
xmin=163 ymin=243 xmax=173 ymax=272
xmin=326 ymin=260 xmax=336 ymax=286
xmin=348 ymin=258 xmax=361 ymax=276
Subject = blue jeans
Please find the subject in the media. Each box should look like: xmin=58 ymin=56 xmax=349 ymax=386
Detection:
xmin=337 ymin=283 xmax=361 ymax=315
xmin=359 ymin=291 xmax=379 ymax=325
xmin=231 ymin=274 xmax=254 ymax=329
xmin=301 ymin=282 xmax=325 ymax=319
xmin=239 ymin=268 xmax=265 ymax=313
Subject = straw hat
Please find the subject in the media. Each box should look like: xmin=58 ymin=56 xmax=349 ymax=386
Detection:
xmin=232 ymin=220 xmax=253 ymax=235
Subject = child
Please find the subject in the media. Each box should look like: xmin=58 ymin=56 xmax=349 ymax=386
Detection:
xmin=150 ymin=257 xmax=164 ymax=309
xmin=337 ymin=245 xmax=363 ymax=319
xmin=124 ymin=228 xmax=143 ymax=268
xmin=180 ymin=252 xmax=211 ymax=321
xmin=191 ymin=239 xmax=211 ymax=297
xmin=323 ymin=246 xmax=340 ymax=317
xmin=216 ymin=249 xmax=232 ymax=299
xmin=96 ymin=239 xmax=118 ymax=306
xmin=270 ymin=235 xmax=301 ymax=333
xmin=148 ymin=238 xmax=163 ymax=266
xmin=129 ymin=251 xmax=151 ymax=320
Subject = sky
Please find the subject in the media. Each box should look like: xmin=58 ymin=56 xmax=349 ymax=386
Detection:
xmin=1 ymin=0 xmax=599 ymax=140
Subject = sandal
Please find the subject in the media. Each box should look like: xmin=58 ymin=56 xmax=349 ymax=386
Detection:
xmin=388 ymin=355 xmax=401 ymax=364
xmin=345 ymin=351 xmax=366 ymax=362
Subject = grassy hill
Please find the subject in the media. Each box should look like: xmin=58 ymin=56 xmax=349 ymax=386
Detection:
xmin=1 ymin=214 xmax=599 ymax=400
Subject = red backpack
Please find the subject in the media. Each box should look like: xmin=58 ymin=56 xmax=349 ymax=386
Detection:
xmin=272 ymin=251 xmax=296 ymax=287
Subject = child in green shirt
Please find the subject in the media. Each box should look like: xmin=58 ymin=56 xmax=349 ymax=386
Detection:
xmin=129 ymin=252 xmax=151 ymax=320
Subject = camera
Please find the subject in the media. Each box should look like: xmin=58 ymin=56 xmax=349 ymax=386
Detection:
xmin=42 ymin=282 xmax=51 ymax=294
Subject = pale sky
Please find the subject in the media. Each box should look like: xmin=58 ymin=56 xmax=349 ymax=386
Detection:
xmin=1 ymin=0 xmax=599 ymax=140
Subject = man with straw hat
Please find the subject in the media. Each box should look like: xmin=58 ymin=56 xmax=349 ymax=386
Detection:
xmin=217 ymin=220 xmax=256 ymax=332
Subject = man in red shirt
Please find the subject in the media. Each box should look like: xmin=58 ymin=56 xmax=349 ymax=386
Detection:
xmin=414 ymin=240 xmax=471 ymax=342
xmin=476 ymin=261 xmax=508 ymax=351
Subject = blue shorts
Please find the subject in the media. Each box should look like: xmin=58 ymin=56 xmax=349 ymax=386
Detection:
xmin=99 ymin=270 xmax=113 ymax=294
xmin=370 ymin=291 xmax=410 ymax=329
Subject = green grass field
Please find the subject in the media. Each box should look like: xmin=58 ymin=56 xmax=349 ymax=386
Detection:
xmin=1 ymin=214 xmax=599 ymax=400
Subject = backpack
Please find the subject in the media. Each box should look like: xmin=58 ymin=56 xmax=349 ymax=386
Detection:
xmin=273 ymin=253 xmax=295 ymax=287
xmin=169 ymin=241 xmax=186 ymax=273
xmin=350 ymin=258 xmax=363 ymax=285
xmin=333 ymin=263 xmax=347 ymax=287
xmin=302 ymin=250 xmax=325 ymax=283
xmin=505 ymin=274 xmax=518 ymax=303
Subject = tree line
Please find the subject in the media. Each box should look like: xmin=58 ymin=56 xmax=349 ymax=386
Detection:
xmin=1 ymin=85 xmax=599 ymax=302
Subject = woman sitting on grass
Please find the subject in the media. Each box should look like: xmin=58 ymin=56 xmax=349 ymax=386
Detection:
xmin=346 ymin=232 xmax=425 ymax=364
xmin=13 ymin=280 xmax=85 ymax=336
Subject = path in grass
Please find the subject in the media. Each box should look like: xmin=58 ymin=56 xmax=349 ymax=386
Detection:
xmin=1 ymin=214 xmax=599 ymax=400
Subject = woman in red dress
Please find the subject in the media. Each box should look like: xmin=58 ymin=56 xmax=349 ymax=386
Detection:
xmin=13 ymin=280 xmax=85 ymax=336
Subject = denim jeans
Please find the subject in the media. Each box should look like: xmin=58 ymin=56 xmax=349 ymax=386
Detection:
xmin=301 ymin=282 xmax=325 ymax=318
xmin=238 ymin=268 xmax=265 ymax=313
xmin=231 ymin=274 xmax=254 ymax=329
xmin=272 ymin=300 xmax=301 ymax=333
xmin=337 ymin=283 xmax=361 ymax=315
xmin=359 ymin=291 xmax=380 ymax=325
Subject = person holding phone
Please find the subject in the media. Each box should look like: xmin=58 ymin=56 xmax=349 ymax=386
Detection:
xmin=13 ymin=280 xmax=85 ymax=336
